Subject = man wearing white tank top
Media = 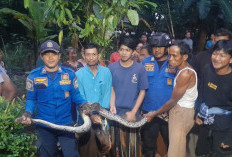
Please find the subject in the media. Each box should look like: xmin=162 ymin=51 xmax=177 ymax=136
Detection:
xmin=143 ymin=40 xmax=198 ymax=157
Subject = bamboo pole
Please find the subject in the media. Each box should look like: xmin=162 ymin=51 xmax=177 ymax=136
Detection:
xmin=167 ymin=0 xmax=175 ymax=38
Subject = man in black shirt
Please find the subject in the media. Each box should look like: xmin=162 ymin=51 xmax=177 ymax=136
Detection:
xmin=191 ymin=28 xmax=232 ymax=90
xmin=187 ymin=28 xmax=232 ymax=156
xmin=196 ymin=40 xmax=232 ymax=157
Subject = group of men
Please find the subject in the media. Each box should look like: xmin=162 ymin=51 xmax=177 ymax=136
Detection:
xmin=17 ymin=28 xmax=232 ymax=157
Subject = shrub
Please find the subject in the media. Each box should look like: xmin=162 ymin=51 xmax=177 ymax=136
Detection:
xmin=2 ymin=42 xmax=33 ymax=72
xmin=0 ymin=96 xmax=37 ymax=156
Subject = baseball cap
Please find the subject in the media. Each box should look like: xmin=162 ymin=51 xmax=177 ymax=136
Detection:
xmin=149 ymin=33 xmax=171 ymax=47
xmin=40 ymin=40 xmax=60 ymax=54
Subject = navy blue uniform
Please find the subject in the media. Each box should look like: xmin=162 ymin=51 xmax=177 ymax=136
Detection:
xmin=142 ymin=56 xmax=175 ymax=111
xmin=26 ymin=66 xmax=86 ymax=124
xmin=25 ymin=66 xmax=87 ymax=157
xmin=141 ymin=56 xmax=176 ymax=156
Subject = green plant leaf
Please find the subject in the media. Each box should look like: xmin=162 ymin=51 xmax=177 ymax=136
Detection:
xmin=105 ymin=8 xmax=113 ymax=16
xmin=121 ymin=0 xmax=127 ymax=6
xmin=57 ymin=17 xmax=62 ymax=27
xmin=85 ymin=23 xmax=90 ymax=35
xmin=63 ymin=17 xmax=67 ymax=25
xmin=55 ymin=9 xmax=60 ymax=19
xmin=24 ymin=0 xmax=30 ymax=8
xmin=47 ymin=0 xmax=53 ymax=7
xmin=128 ymin=2 xmax=140 ymax=10
xmin=93 ymin=3 xmax=104 ymax=19
xmin=65 ymin=8 xmax=73 ymax=20
xmin=113 ymin=15 xmax=118 ymax=28
xmin=18 ymin=19 xmax=33 ymax=31
xmin=39 ymin=34 xmax=57 ymax=43
xmin=28 ymin=0 xmax=44 ymax=23
xmin=60 ymin=10 xmax=65 ymax=21
xmin=58 ymin=30 xmax=63 ymax=45
xmin=139 ymin=18 xmax=152 ymax=31
xmin=218 ymin=0 xmax=232 ymax=24
xmin=127 ymin=9 xmax=139 ymax=26
xmin=144 ymin=1 xmax=157 ymax=8
xmin=90 ymin=24 xmax=94 ymax=34
xmin=0 ymin=8 xmax=29 ymax=20
xmin=113 ymin=0 xmax=117 ymax=4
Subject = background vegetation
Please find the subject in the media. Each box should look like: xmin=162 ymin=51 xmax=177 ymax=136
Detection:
xmin=0 ymin=0 xmax=232 ymax=156
xmin=0 ymin=96 xmax=37 ymax=156
xmin=0 ymin=0 xmax=232 ymax=71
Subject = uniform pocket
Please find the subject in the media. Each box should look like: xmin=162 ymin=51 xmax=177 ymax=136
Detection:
xmin=60 ymin=85 xmax=71 ymax=99
xmin=164 ymin=72 xmax=175 ymax=86
xmin=37 ymin=88 xmax=49 ymax=101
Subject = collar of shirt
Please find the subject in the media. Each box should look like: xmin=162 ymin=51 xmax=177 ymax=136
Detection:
xmin=148 ymin=56 xmax=169 ymax=68
xmin=40 ymin=66 xmax=62 ymax=75
xmin=84 ymin=64 xmax=103 ymax=78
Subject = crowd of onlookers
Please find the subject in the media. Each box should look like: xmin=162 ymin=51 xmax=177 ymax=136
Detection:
xmin=1 ymin=27 xmax=232 ymax=157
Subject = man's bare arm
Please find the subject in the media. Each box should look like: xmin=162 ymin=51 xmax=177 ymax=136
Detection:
xmin=2 ymin=75 xmax=16 ymax=101
xmin=110 ymin=87 xmax=116 ymax=114
xmin=125 ymin=90 xmax=146 ymax=122
xmin=132 ymin=90 xmax=146 ymax=114
xmin=144 ymin=70 xmax=195 ymax=122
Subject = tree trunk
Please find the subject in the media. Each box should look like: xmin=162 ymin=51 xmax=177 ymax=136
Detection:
xmin=33 ymin=39 xmax=38 ymax=67
xmin=167 ymin=0 xmax=175 ymax=37
xmin=196 ymin=30 xmax=207 ymax=53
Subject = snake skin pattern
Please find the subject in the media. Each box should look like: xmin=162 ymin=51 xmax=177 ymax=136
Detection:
xmin=79 ymin=103 xmax=148 ymax=128
xmin=17 ymin=103 xmax=170 ymax=133
xmin=32 ymin=112 xmax=91 ymax=133
xmin=15 ymin=112 xmax=91 ymax=133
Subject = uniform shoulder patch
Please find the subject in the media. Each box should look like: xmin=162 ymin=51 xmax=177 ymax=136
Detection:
xmin=26 ymin=78 xmax=34 ymax=91
xmin=74 ymin=77 xmax=78 ymax=89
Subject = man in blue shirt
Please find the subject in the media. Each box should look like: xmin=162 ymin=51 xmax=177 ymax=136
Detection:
xmin=108 ymin=38 xmax=149 ymax=157
xmin=141 ymin=33 xmax=175 ymax=157
xmin=18 ymin=40 xmax=87 ymax=157
xmin=76 ymin=43 xmax=112 ymax=157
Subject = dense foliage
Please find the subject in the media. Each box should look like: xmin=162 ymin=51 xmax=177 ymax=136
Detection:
xmin=0 ymin=0 xmax=232 ymax=68
xmin=0 ymin=96 xmax=37 ymax=156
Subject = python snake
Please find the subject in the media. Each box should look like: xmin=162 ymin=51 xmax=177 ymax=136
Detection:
xmin=16 ymin=103 xmax=167 ymax=133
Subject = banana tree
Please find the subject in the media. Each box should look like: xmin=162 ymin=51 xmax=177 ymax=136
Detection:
xmin=42 ymin=0 xmax=156 ymax=60
xmin=0 ymin=0 xmax=56 ymax=65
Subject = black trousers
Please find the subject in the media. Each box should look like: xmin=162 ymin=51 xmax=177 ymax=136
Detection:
xmin=196 ymin=125 xmax=232 ymax=157
xmin=140 ymin=116 xmax=169 ymax=156
xmin=36 ymin=126 xmax=78 ymax=157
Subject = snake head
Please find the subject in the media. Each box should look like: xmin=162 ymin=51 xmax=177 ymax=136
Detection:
xmin=79 ymin=102 xmax=101 ymax=113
